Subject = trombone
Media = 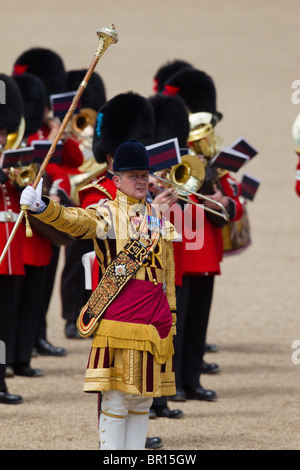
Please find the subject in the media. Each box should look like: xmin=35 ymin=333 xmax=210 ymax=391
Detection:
xmin=151 ymin=155 xmax=229 ymax=221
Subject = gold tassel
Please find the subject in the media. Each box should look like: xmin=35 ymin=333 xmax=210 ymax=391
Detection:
xmin=91 ymin=319 xmax=175 ymax=364
xmin=21 ymin=204 xmax=33 ymax=237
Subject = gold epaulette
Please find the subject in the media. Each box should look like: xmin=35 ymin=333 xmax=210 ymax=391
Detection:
xmin=217 ymin=169 xmax=229 ymax=179
xmin=79 ymin=176 xmax=114 ymax=200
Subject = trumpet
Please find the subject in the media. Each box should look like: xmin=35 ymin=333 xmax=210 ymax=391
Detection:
xmin=64 ymin=107 xmax=98 ymax=161
xmin=69 ymin=158 xmax=107 ymax=205
xmin=68 ymin=108 xmax=107 ymax=204
xmin=72 ymin=107 xmax=97 ymax=135
xmin=188 ymin=114 xmax=229 ymax=192
xmin=188 ymin=112 xmax=221 ymax=158
xmin=152 ymin=155 xmax=229 ymax=221
xmin=8 ymin=163 xmax=38 ymax=187
xmin=3 ymin=117 xmax=26 ymax=152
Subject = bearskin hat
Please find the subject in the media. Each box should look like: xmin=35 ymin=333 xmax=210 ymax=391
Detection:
xmin=66 ymin=69 xmax=106 ymax=111
xmin=13 ymin=73 xmax=47 ymax=137
xmin=0 ymin=73 xmax=23 ymax=134
xmin=93 ymin=91 xmax=155 ymax=164
xmin=153 ymin=59 xmax=193 ymax=93
xmin=149 ymin=94 xmax=190 ymax=147
xmin=163 ymin=68 xmax=222 ymax=123
xmin=12 ymin=47 xmax=67 ymax=102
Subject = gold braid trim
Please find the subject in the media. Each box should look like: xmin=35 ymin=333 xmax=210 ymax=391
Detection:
xmin=171 ymin=312 xmax=177 ymax=336
xmin=92 ymin=319 xmax=174 ymax=364
xmin=100 ymin=411 xmax=125 ymax=419
xmin=94 ymin=183 xmax=114 ymax=201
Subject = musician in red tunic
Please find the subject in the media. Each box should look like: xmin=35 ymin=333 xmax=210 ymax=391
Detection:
xmin=6 ymin=72 xmax=70 ymax=375
xmin=162 ymin=66 xmax=244 ymax=402
xmin=0 ymin=74 xmax=24 ymax=404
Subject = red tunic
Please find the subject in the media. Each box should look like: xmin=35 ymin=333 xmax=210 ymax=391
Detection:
xmin=28 ymin=126 xmax=84 ymax=176
xmin=0 ymin=182 xmax=25 ymax=275
xmin=180 ymin=199 xmax=223 ymax=275
xmin=79 ymin=174 xmax=117 ymax=209
xmin=60 ymin=137 xmax=84 ymax=174
xmin=79 ymin=172 xmax=117 ymax=290
xmin=171 ymin=172 xmax=244 ymax=284
xmin=23 ymin=128 xmax=71 ymax=266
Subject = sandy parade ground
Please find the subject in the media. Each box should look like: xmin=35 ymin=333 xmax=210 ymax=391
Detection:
xmin=1 ymin=0 xmax=300 ymax=457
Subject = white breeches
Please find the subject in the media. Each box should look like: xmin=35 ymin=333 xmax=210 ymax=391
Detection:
xmin=99 ymin=390 xmax=153 ymax=450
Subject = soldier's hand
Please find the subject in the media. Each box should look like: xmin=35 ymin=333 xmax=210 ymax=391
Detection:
xmin=20 ymin=178 xmax=45 ymax=212
xmin=152 ymin=187 xmax=177 ymax=209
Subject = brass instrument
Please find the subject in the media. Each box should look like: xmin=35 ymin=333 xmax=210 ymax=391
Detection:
xmin=72 ymin=107 xmax=97 ymax=135
xmin=2 ymin=116 xmax=38 ymax=188
xmin=188 ymin=113 xmax=228 ymax=189
xmin=188 ymin=123 xmax=216 ymax=158
xmin=168 ymin=155 xmax=205 ymax=194
xmin=188 ymin=112 xmax=221 ymax=158
xmin=67 ymin=107 xmax=106 ymax=204
xmin=3 ymin=117 xmax=26 ymax=151
xmin=69 ymin=107 xmax=97 ymax=161
xmin=8 ymin=163 xmax=38 ymax=187
xmin=152 ymin=154 xmax=229 ymax=221
xmin=188 ymin=112 xmax=252 ymax=251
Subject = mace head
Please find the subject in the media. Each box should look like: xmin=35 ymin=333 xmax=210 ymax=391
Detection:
xmin=97 ymin=24 xmax=118 ymax=44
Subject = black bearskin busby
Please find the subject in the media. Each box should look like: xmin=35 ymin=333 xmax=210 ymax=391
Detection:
xmin=0 ymin=73 xmax=23 ymax=134
xmin=12 ymin=47 xmax=67 ymax=102
xmin=66 ymin=69 xmax=106 ymax=111
xmin=93 ymin=91 xmax=155 ymax=164
xmin=148 ymin=94 xmax=190 ymax=147
xmin=163 ymin=68 xmax=223 ymax=123
xmin=13 ymin=73 xmax=47 ymax=137
xmin=153 ymin=59 xmax=193 ymax=93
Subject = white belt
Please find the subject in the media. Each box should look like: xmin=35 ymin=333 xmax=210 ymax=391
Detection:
xmin=0 ymin=211 xmax=20 ymax=222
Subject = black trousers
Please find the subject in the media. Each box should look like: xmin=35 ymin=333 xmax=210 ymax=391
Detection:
xmin=37 ymin=244 xmax=61 ymax=341
xmin=0 ymin=275 xmax=23 ymax=389
xmin=152 ymin=275 xmax=214 ymax=408
xmin=7 ymin=265 xmax=47 ymax=367
xmin=61 ymin=239 xmax=93 ymax=323
xmin=173 ymin=274 xmax=215 ymax=389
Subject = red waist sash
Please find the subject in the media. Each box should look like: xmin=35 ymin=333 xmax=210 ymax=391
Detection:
xmin=103 ymin=278 xmax=172 ymax=339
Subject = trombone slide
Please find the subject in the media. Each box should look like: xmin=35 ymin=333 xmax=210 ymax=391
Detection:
xmin=152 ymin=175 xmax=229 ymax=221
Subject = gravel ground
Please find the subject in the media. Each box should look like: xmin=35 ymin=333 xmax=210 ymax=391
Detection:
xmin=1 ymin=0 xmax=300 ymax=452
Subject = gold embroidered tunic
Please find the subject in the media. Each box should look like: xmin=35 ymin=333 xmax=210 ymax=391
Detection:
xmin=34 ymin=190 xmax=177 ymax=397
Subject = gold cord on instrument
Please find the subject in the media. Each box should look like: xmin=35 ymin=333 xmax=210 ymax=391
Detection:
xmin=21 ymin=204 xmax=33 ymax=237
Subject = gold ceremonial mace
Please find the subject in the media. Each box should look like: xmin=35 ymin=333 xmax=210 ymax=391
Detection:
xmin=0 ymin=24 xmax=118 ymax=265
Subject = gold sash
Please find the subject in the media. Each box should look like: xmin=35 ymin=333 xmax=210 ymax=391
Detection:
xmin=77 ymin=202 xmax=160 ymax=337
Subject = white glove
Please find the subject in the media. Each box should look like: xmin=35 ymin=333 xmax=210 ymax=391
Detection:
xmin=20 ymin=178 xmax=46 ymax=213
